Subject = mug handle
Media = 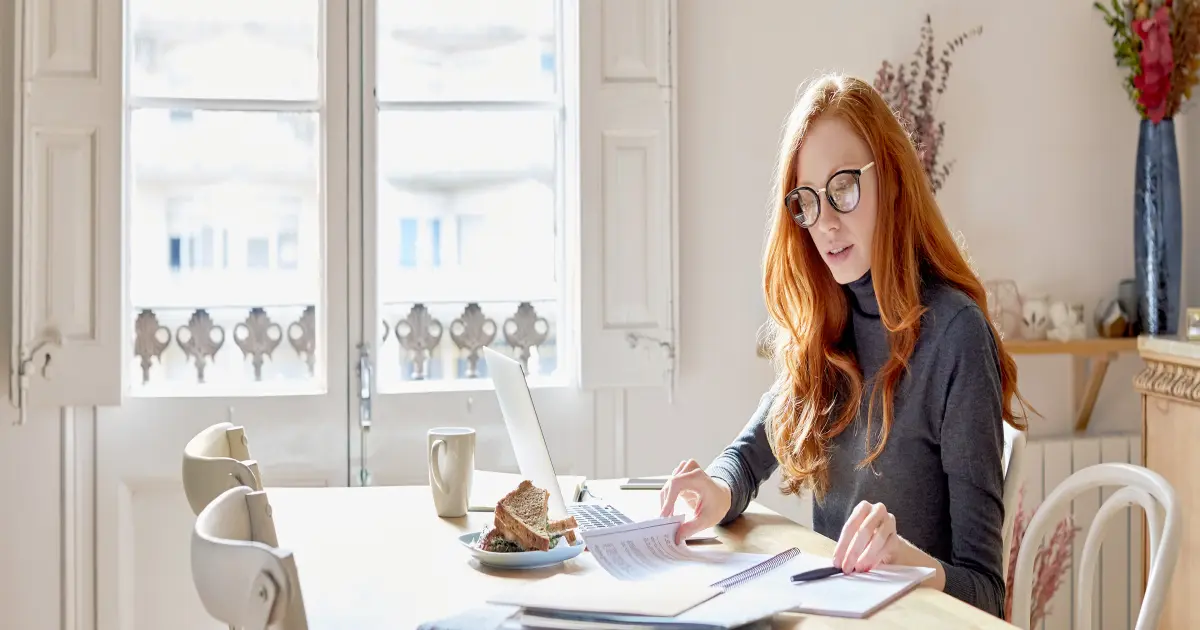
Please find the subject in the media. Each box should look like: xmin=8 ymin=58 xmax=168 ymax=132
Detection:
xmin=430 ymin=439 xmax=448 ymax=494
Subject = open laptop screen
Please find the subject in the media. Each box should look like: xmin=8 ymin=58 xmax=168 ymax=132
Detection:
xmin=482 ymin=346 xmax=571 ymax=521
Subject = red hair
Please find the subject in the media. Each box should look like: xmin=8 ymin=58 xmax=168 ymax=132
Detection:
xmin=760 ymin=74 xmax=1031 ymax=499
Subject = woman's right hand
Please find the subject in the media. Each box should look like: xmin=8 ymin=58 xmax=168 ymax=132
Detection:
xmin=659 ymin=459 xmax=733 ymax=544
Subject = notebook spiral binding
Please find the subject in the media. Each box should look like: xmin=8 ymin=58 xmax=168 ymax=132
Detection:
xmin=708 ymin=547 xmax=801 ymax=590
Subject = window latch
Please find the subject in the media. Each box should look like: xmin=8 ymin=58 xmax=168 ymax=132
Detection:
xmin=356 ymin=342 xmax=373 ymax=486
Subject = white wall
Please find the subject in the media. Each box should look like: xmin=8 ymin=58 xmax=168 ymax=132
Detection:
xmin=621 ymin=0 xmax=1198 ymax=521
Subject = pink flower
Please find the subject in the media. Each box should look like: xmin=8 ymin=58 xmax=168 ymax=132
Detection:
xmin=1134 ymin=6 xmax=1175 ymax=122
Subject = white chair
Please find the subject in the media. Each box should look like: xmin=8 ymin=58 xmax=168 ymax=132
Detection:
xmin=183 ymin=422 xmax=265 ymax=518
xmin=1000 ymin=423 xmax=1026 ymax=582
xmin=1009 ymin=462 xmax=1180 ymax=630
xmin=192 ymin=485 xmax=308 ymax=630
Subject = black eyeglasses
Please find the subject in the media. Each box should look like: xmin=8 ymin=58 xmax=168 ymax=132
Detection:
xmin=785 ymin=161 xmax=875 ymax=229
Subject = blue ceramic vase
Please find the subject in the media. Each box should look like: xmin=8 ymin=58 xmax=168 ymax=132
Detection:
xmin=1134 ymin=118 xmax=1183 ymax=336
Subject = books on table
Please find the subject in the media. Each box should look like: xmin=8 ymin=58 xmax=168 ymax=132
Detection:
xmin=486 ymin=515 xmax=936 ymax=629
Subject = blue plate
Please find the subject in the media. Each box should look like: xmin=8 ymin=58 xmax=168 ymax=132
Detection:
xmin=458 ymin=532 xmax=585 ymax=569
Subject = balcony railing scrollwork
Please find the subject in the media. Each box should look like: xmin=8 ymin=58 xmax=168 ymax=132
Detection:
xmin=132 ymin=304 xmax=318 ymax=392
xmin=130 ymin=300 xmax=557 ymax=393
xmin=380 ymin=300 xmax=557 ymax=387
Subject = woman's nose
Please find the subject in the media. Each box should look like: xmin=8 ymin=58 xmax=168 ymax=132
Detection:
xmin=815 ymin=208 xmax=841 ymax=233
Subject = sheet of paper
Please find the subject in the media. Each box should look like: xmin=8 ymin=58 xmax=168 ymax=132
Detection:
xmin=487 ymin=573 xmax=722 ymax=618
xmin=579 ymin=516 xmax=773 ymax=586
xmin=736 ymin=553 xmax=937 ymax=619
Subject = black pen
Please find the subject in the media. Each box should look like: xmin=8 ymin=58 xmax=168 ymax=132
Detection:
xmin=789 ymin=565 xmax=844 ymax=583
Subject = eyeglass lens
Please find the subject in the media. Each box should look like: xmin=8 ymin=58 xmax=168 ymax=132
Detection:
xmin=788 ymin=171 xmax=862 ymax=227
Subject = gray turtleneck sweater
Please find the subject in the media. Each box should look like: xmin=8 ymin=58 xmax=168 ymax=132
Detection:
xmin=707 ymin=271 xmax=1007 ymax=617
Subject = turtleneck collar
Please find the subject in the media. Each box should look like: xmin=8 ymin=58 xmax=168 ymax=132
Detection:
xmin=846 ymin=270 xmax=880 ymax=317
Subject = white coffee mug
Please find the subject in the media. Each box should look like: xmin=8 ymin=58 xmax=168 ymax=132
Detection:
xmin=428 ymin=427 xmax=475 ymax=518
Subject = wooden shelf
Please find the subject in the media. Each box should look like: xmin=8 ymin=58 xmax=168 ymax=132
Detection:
xmin=1004 ymin=337 xmax=1138 ymax=356
xmin=1004 ymin=337 xmax=1137 ymax=434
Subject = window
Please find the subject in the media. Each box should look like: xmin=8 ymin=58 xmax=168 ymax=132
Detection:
xmin=245 ymin=238 xmax=271 ymax=269
xmin=125 ymin=0 xmax=324 ymax=392
xmin=13 ymin=0 xmax=678 ymax=408
xmin=373 ymin=0 xmax=567 ymax=389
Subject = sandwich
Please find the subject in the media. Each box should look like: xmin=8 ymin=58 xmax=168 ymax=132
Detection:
xmin=475 ymin=479 xmax=579 ymax=553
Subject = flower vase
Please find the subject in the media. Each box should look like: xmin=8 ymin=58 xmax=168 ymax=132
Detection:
xmin=1134 ymin=118 xmax=1183 ymax=336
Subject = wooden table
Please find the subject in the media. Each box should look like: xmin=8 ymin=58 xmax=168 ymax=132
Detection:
xmin=268 ymin=473 xmax=1016 ymax=629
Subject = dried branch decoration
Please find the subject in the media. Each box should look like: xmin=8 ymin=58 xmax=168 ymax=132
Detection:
xmin=1003 ymin=484 xmax=1080 ymax=627
xmin=873 ymin=14 xmax=982 ymax=194
xmin=1095 ymin=0 xmax=1200 ymax=121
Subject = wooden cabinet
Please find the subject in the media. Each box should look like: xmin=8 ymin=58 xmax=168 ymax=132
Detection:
xmin=1135 ymin=336 xmax=1200 ymax=630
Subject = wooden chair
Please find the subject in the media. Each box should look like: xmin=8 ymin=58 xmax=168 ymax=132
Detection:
xmin=1009 ymin=462 xmax=1180 ymax=630
xmin=183 ymin=422 xmax=265 ymax=521
xmin=191 ymin=485 xmax=307 ymax=630
xmin=1000 ymin=423 xmax=1026 ymax=582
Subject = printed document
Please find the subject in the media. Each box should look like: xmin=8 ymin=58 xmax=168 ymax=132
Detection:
xmin=579 ymin=515 xmax=770 ymax=585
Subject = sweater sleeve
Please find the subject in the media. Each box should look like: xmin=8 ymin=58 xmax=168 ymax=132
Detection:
xmin=705 ymin=390 xmax=780 ymax=525
xmin=935 ymin=305 xmax=1008 ymax=618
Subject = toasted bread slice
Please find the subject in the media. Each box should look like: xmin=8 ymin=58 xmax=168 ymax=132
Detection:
xmin=494 ymin=480 xmax=552 ymax=552
xmin=547 ymin=516 xmax=578 ymax=534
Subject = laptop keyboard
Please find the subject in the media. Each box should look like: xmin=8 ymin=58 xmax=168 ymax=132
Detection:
xmin=567 ymin=503 xmax=634 ymax=531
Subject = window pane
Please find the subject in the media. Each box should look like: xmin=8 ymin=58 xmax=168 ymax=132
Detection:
xmin=128 ymin=109 xmax=322 ymax=393
xmin=128 ymin=0 xmax=319 ymax=101
xmin=377 ymin=0 xmax=557 ymax=102
xmin=378 ymin=109 xmax=556 ymax=182
xmin=377 ymin=110 xmax=557 ymax=306
xmin=375 ymin=109 xmax=561 ymax=390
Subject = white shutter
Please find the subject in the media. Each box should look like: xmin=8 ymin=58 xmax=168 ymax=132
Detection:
xmin=578 ymin=0 xmax=678 ymax=390
xmin=9 ymin=0 xmax=123 ymax=410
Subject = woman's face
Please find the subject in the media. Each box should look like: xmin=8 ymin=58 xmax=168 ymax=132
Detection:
xmin=793 ymin=115 xmax=878 ymax=285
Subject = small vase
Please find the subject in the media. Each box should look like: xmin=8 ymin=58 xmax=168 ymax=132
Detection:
xmin=1021 ymin=294 xmax=1050 ymax=340
xmin=1134 ymin=118 xmax=1183 ymax=336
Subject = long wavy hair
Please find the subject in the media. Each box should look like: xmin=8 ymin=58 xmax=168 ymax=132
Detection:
xmin=761 ymin=74 xmax=1031 ymax=500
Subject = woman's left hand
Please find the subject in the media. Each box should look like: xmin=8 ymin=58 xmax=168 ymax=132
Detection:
xmin=832 ymin=500 xmax=901 ymax=574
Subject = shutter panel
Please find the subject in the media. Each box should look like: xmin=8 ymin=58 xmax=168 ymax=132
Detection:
xmin=9 ymin=0 xmax=123 ymax=410
xmin=578 ymin=0 xmax=678 ymax=390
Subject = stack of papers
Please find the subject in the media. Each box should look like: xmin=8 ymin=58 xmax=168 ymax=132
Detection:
xmin=484 ymin=515 xmax=935 ymax=629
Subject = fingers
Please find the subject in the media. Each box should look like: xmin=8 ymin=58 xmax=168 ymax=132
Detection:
xmin=660 ymin=459 xmax=700 ymax=510
xmin=832 ymin=501 xmax=872 ymax=567
xmin=659 ymin=467 xmax=705 ymax=518
xmin=853 ymin=512 xmax=896 ymax=572
xmin=834 ymin=502 xmax=890 ymax=573
xmin=676 ymin=514 xmax=705 ymax=545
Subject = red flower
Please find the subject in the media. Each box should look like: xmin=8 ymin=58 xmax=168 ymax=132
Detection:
xmin=1134 ymin=6 xmax=1175 ymax=122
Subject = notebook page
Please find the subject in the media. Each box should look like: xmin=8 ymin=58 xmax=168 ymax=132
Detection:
xmin=580 ymin=516 xmax=771 ymax=585
xmin=747 ymin=554 xmax=936 ymax=618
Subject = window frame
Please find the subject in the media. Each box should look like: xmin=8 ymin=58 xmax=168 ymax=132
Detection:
xmin=358 ymin=0 xmax=580 ymax=392
xmin=8 ymin=0 xmax=680 ymax=411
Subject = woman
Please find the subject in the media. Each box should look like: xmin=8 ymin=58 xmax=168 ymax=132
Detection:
xmin=658 ymin=74 xmax=1030 ymax=618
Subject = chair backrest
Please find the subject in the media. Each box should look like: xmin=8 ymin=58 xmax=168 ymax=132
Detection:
xmin=1009 ymin=462 xmax=1180 ymax=630
xmin=192 ymin=485 xmax=307 ymax=630
xmin=1000 ymin=423 xmax=1026 ymax=581
xmin=183 ymin=422 xmax=264 ymax=517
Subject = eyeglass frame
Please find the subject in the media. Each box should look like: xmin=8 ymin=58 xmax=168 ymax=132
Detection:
xmin=784 ymin=161 xmax=875 ymax=228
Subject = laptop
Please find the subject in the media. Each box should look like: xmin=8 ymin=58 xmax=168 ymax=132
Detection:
xmin=482 ymin=346 xmax=634 ymax=531
xmin=482 ymin=347 xmax=718 ymax=541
